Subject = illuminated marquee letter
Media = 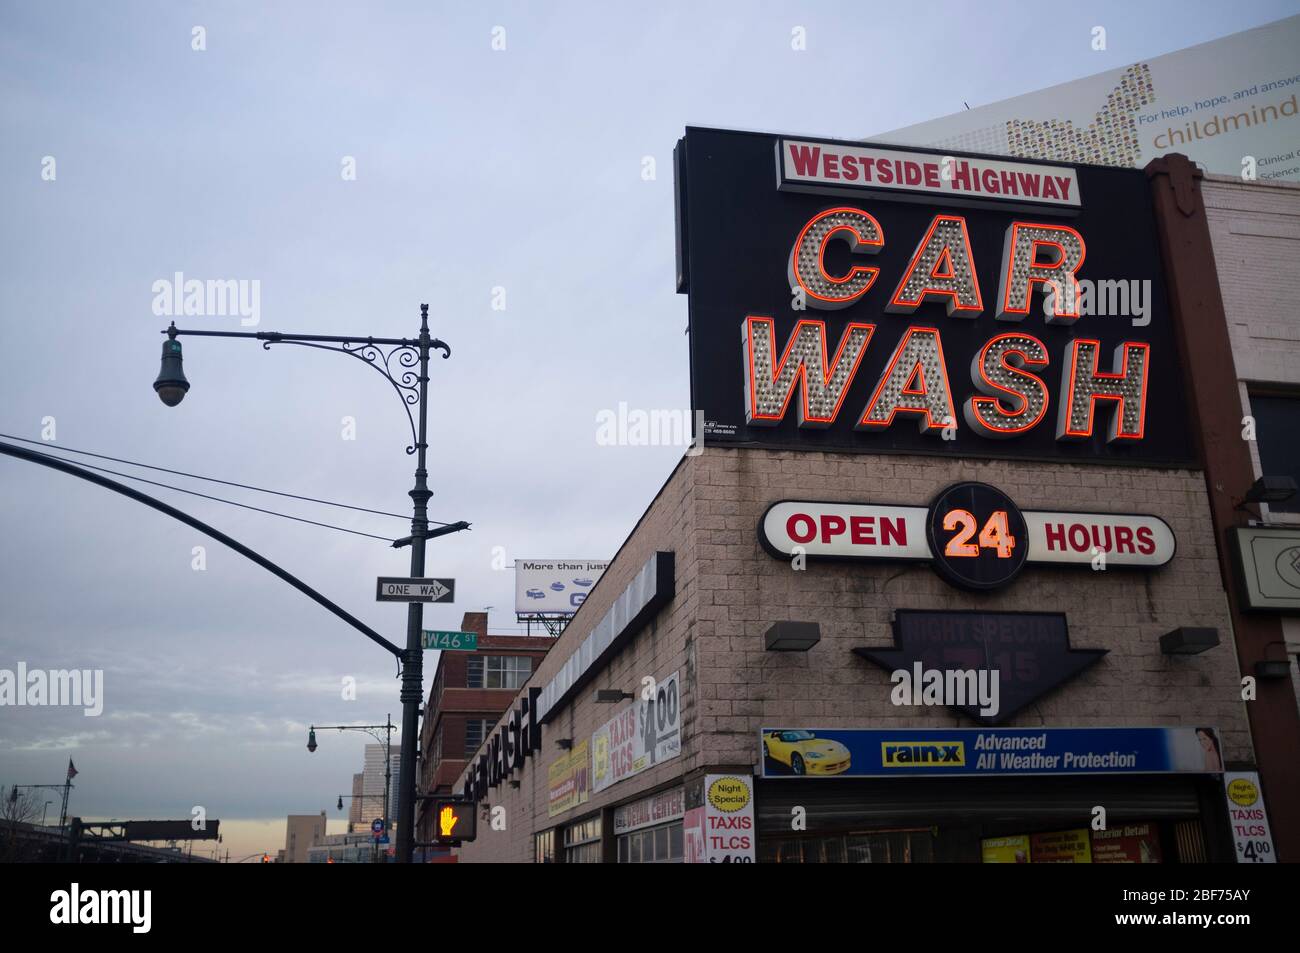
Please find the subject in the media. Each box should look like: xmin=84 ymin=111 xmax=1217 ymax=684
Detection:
xmin=857 ymin=327 xmax=955 ymax=435
xmin=996 ymin=222 xmax=1086 ymax=324
xmin=887 ymin=214 xmax=983 ymax=316
xmin=788 ymin=207 xmax=883 ymax=310
xmin=744 ymin=317 xmax=874 ymax=427
xmin=519 ymin=687 xmax=542 ymax=756
xmin=963 ymin=333 xmax=1050 ymax=438
xmin=505 ymin=708 xmax=520 ymax=770
xmin=488 ymin=734 xmax=502 ymax=786
xmin=1057 ymin=339 xmax=1150 ymax=442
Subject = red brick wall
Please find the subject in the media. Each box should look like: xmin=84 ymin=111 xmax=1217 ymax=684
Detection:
xmin=417 ymin=620 xmax=554 ymax=839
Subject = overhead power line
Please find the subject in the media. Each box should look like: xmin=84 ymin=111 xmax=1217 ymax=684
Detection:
xmin=14 ymin=447 xmax=398 ymax=543
xmin=0 ymin=432 xmax=455 ymax=525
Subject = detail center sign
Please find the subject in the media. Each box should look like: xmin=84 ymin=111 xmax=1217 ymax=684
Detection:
xmin=673 ymin=127 xmax=1193 ymax=465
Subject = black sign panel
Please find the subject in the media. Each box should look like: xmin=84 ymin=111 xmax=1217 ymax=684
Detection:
xmin=926 ymin=482 xmax=1028 ymax=591
xmin=431 ymin=798 xmax=477 ymax=844
xmin=375 ymin=577 xmax=455 ymax=603
xmin=674 ymin=126 xmax=1193 ymax=466
xmin=124 ymin=820 xmax=221 ymax=842
xmin=853 ymin=610 xmax=1107 ymax=724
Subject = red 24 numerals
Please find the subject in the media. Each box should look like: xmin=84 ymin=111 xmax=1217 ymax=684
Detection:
xmin=942 ymin=509 xmax=1015 ymax=558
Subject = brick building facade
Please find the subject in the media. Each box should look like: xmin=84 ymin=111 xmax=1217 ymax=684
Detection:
xmin=416 ymin=612 xmax=553 ymax=844
xmin=446 ymin=135 xmax=1294 ymax=864
xmin=1203 ymin=175 xmax=1300 ymax=714
xmin=452 ymin=445 xmax=1251 ymax=863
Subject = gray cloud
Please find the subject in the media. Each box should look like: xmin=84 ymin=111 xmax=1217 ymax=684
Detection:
xmin=1 ymin=0 xmax=1286 ymax=822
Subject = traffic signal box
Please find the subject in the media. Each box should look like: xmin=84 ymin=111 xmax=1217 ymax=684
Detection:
xmin=432 ymin=798 xmax=476 ymax=845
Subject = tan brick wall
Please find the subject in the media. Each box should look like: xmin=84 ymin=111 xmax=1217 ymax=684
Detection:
xmin=454 ymin=447 xmax=1251 ymax=862
xmin=1203 ymin=173 xmax=1300 ymax=714
xmin=1203 ymin=174 xmax=1300 ymax=387
xmin=453 ymin=457 xmax=700 ymax=863
xmin=693 ymin=448 xmax=1248 ymax=766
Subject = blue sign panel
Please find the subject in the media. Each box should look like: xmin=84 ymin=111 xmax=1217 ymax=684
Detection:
xmin=759 ymin=726 xmax=1225 ymax=778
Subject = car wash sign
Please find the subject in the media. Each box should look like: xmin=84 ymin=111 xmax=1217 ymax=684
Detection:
xmin=673 ymin=127 xmax=1192 ymax=465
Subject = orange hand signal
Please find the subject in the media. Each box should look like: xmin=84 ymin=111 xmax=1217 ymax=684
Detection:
xmin=439 ymin=805 xmax=458 ymax=837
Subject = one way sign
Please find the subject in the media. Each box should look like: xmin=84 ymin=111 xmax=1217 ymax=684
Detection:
xmin=375 ymin=577 xmax=456 ymax=603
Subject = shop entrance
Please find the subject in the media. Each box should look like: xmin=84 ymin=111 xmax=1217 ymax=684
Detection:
xmin=763 ymin=827 xmax=936 ymax=863
xmin=755 ymin=775 xmax=1232 ymax=863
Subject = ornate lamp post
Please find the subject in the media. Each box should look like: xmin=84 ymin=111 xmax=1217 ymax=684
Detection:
xmin=156 ymin=304 xmax=461 ymax=863
xmin=306 ymin=715 xmax=395 ymax=842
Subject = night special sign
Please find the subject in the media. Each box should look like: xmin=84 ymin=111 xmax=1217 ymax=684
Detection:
xmin=854 ymin=610 xmax=1107 ymax=725
xmin=673 ymin=127 xmax=1193 ymax=465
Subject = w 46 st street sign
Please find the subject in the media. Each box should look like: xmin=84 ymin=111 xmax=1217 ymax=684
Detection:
xmin=422 ymin=630 xmax=478 ymax=651
xmin=375 ymin=577 xmax=455 ymax=603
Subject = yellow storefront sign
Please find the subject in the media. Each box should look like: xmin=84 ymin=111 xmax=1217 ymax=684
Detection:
xmin=546 ymin=739 xmax=590 ymax=818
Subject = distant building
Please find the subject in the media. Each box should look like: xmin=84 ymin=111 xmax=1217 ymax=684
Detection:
xmin=360 ymin=743 xmax=399 ymax=835
xmin=283 ymin=811 xmax=327 ymax=864
xmin=347 ymin=772 xmax=363 ymax=833
xmin=416 ymin=611 xmax=555 ymax=844
xmin=308 ymin=831 xmax=387 ymax=864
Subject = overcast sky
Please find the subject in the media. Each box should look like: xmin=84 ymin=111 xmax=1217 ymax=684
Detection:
xmin=2 ymin=1 xmax=1294 ymax=860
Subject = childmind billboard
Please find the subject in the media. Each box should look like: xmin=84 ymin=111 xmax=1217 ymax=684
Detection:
xmin=673 ymin=127 xmax=1193 ymax=467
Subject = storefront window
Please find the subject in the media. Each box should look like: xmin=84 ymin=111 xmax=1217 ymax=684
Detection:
xmin=534 ymin=829 xmax=556 ymax=864
xmin=617 ymin=821 xmax=684 ymax=863
xmin=763 ymin=820 xmax=1185 ymax=863
xmin=760 ymin=829 xmax=936 ymax=863
xmin=563 ymin=814 xmax=603 ymax=863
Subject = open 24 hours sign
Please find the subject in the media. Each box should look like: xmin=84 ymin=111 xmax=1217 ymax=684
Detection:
xmin=759 ymin=481 xmax=1174 ymax=591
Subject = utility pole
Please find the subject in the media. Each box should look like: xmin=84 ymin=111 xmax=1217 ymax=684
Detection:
xmin=395 ymin=307 xmax=433 ymax=864
xmin=150 ymin=303 xmax=460 ymax=862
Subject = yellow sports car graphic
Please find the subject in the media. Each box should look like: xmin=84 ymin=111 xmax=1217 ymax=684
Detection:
xmin=763 ymin=729 xmax=851 ymax=776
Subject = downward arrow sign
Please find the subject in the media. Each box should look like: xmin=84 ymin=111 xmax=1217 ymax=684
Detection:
xmin=853 ymin=610 xmax=1106 ymax=725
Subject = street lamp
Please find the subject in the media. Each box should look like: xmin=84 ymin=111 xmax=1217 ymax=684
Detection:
xmin=152 ymin=329 xmax=190 ymax=406
xmin=305 ymin=716 xmax=396 ymax=848
xmin=156 ymin=304 xmax=461 ymax=864
xmin=331 ymin=794 xmax=385 ymax=863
